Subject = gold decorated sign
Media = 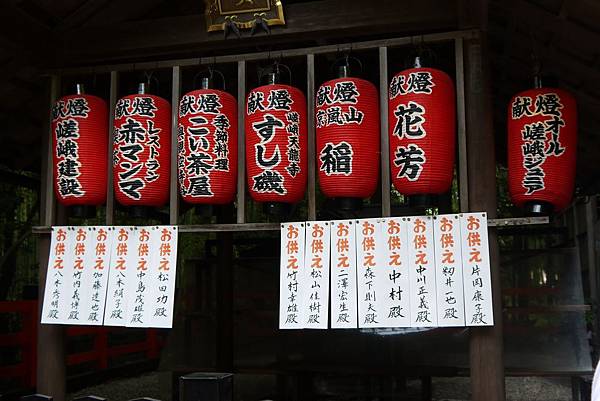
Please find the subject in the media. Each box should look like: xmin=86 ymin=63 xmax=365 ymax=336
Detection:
xmin=205 ymin=0 xmax=285 ymax=33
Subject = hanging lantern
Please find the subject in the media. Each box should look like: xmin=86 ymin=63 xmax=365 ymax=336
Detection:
xmin=316 ymin=60 xmax=380 ymax=205
xmin=113 ymin=83 xmax=171 ymax=207
xmin=52 ymin=84 xmax=108 ymax=207
xmin=245 ymin=67 xmax=307 ymax=204
xmin=178 ymin=74 xmax=238 ymax=204
xmin=388 ymin=63 xmax=456 ymax=200
xmin=508 ymin=87 xmax=577 ymax=214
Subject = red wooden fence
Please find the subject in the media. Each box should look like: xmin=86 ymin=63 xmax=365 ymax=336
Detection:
xmin=0 ymin=301 xmax=163 ymax=389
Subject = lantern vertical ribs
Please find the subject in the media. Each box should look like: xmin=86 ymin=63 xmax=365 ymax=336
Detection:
xmin=106 ymin=71 xmax=118 ymax=225
xmin=40 ymin=30 xmax=478 ymax=228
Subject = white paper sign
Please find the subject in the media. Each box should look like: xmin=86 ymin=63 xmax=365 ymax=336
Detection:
xmin=434 ymin=215 xmax=466 ymax=327
xmin=41 ymin=226 xmax=74 ymax=324
xmin=64 ymin=227 xmax=95 ymax=324
xmin=380 ymin=217 xmax=411 ymax=327
xmin=356 ymin=218 xmax=386 ymax=328
xmin=126 ymin=227 xmax=156 ymax=328
xmin=330 ymin=220 xmax=358 ymax=329
xmin=461 ymin=213 xmax=494 ymax=326
xmin=407 ymin=216 xmax=438 ymax=327
xmin=279 ymin=222 xmax=306 ymax=329
xmin=301 ymin=221 xmax=330 ymax=329
xmin=145 ymin=226 xmax=178 ymax=328
xmin=104 ymin=227 xmax=138 ymax=326
xmin=76 ymin=226 xmax=114 ymax=325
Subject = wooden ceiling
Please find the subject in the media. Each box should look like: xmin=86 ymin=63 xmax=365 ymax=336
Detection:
xmin=0 ymin=0 xmax=599 ymax=193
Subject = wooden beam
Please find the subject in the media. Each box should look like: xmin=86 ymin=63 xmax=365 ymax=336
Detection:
xmin=464 ymin=35 xmax=506 ymax=401
xmin=105 ymin=71 xmax=117 ymax=225
xmin=71 ymin=0 xmax=165 ymax=29
xmin=306 ymin=54 xmax=316 ymax=221
xmin=379 ymin=46 xmax=391 ymax=217
xmin=57 ymin=0 xmax=113 ymax=30
xmin=0 ymin=2 xmax=55 ymax=58
xmin=56 ymin=0 xmax=458 ymax=64
xmin=455 ymin=37 xmax=469 ymax=212
xmin=37 ymin=75 xmax=66 ymax=401
xmin=236 ymin=61 xmax=246 ymax=224
xmin=170 ymin=66 xmax=181 ymax=225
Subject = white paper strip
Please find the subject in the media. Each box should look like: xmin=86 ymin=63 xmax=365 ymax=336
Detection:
xmin=330 ymin=220 xmax=358 ymax=329
xmin=126 ymin=227 xmax=156 ymax=328
xmin=461 ymin=212 xmax=494 ymax=326
xmin=301 ymin=221 xmax=330 ymax=329
xmin=380 ymin=217 xmax=411 ymax=327
xmin=145 ymin=226 xmax=178 ymax=328
xmin=434 ymin=214 xmax=466 ymax=327
xmin=407 ymin=216 xmax=438 ymax=327
xmin=75 ymin=226 xmax=114 ymax=325
xmin=41 ymin=226 xmax=74 ymax=324
xmin=64 ymin=227 xmax=95 ymax=324
xmin=356 ymin=218 xmax=386 ymax=328
xmin=104 ymin=226 xmax=137 ymax=326
xmin=279 ymin=222 xmax=306 ymax=329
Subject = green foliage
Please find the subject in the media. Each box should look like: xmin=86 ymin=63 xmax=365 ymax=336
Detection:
xmin=0 ymin=167 xmax=39 ymax=300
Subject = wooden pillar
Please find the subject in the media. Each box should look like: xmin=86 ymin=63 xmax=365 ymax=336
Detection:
xmin=464 ymin=34 xmax=506 ymax=401
xmin=37 ymin=75 xmax=66 ymax=401
xmin=216 ymin=205 xmax=234 ymax=371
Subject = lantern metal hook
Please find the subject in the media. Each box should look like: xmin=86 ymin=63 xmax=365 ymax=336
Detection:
xmin=528 ymin=28 xmax=543 ymax=87
xmin=330 ymin=53 xmax=363 ymax=78
xmin=193 ymin=66 xmax=226 ymax=91
xmin=141 ymin=70 xmax=160 ymax=94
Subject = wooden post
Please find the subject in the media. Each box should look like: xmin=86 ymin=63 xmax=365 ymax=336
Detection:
xmin=236 ymin=61 xmax=246 ymax=224
xmin=216 ymin=205 xmax=234 ymax=371
xmin=170 ymin=66 xmax=181 ymax=225
xmin=464 ymin=34 xmax=506 ymax=401
xmin=306 ymin=54 xmax=316 ymax=221
xmin=105 ymin=71 xmax=118 ymax=225
xmin=379 ymin=46 xmax=391 ymax=217
xmin=37 ymin=75 xmax=66 ymax=401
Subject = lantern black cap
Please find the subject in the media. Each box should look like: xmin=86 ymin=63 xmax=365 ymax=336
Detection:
xmin=200 ymin=77 xmax=213 ymax=89
xmin=333 ymin=54 xmax=362 ymax=79
xmin=337 ymin=197 xmax=362 ymax=211
xmin=75 ymin=83 xmax=85 ymax=95
xmin=338 ymin=64 xmax=351 ymax=78
xmin=524 ymin=201 xmax=553 ymax=216
xmin=263 ymin=202 xmax=291 ymax=217
xmin=409 ymin=194 xmax=437 ymax=209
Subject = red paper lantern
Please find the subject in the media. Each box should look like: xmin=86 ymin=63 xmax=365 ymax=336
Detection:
xmin=178 ymin=89 xmax=237 ymax=204
xmin=388 ymin=67 xmax=456 ymax=195
xmin=245 ymin=84 xmax=307 ymax=203
xmin=52 ymin=93 xmax=108 ymax=206
xmin=508 ymin=88 xmax=577 ymax=213
xmin=316 ymin=77 xmax=380 ymax=199
xmin=113 ymin=92 xmax=171 ymax=207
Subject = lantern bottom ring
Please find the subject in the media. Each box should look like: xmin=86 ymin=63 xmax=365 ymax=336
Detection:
xmin=263 ymin=202 xmax=292 ymax=217
xmin=524 ymin=201 xmax=554 ymax=217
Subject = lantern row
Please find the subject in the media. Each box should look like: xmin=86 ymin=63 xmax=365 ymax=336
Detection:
xmin=40 ymin=225 xmax=178 ymax=328
xmin=51 ymin=70 xmax=576 ymax=214
xmin=279 ymin=213 xmax=494 ymax=329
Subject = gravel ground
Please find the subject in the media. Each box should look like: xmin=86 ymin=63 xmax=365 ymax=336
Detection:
xmin=68 ymin=371 xmax=574 ymax=401
xmin=68 ymin=372 xmax=164 ymax=401
xmin=432 ymin=376 xmax=572 ymax=401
